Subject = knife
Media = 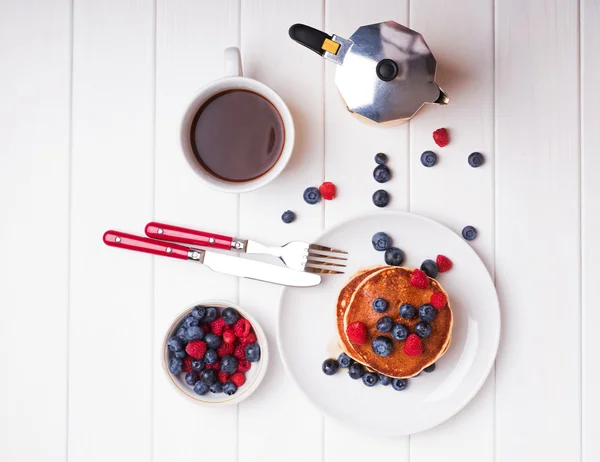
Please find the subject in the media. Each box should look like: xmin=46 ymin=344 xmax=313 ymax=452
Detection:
xmin=103 ymin=230 xmax=321 ymax=287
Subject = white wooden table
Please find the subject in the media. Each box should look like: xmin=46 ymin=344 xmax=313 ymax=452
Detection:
xmin=1 ymin=0 xmax=597 ymax=461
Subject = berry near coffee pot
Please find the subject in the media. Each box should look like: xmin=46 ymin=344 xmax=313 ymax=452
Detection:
xmin=289 ymin=22 xmax=449 ymax=125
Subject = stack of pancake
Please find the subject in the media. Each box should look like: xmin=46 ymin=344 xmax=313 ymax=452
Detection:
xmin=336 ymin=266 xmax=453 ymax=378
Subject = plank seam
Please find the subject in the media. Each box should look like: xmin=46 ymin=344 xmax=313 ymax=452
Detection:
xmin=151 ymin=1 xmax=158 ymax=461
xmin=492 ymin=0 xmax=498 ymax=460
xmin=578 ymin=0 xmax=584 ymax=460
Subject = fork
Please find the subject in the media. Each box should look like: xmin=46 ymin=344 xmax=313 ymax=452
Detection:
xmin=145 ymin=222 xmax=347 ymax=274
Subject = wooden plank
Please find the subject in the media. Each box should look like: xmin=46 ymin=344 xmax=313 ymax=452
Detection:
xmin=582 ymin=0 xmax=600 ymax=460
xmin=323 ymin=1 xmax=411 ymax=460
xmin=237 ymin=1 xmax=325 ymax=461
xmin=495 ymin=1 xmax=580 ymax=460
xmin=153 ymin=1 xmax=240 ymax=461
xmin=68 ymin=1 xmax=155 ymax=461
xmin=409 ymin=0 xmax=495 ymax=459
xmin=0 ymin=1 xmax=71 ymax=461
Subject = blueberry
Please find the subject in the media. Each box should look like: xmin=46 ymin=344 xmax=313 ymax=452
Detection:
xmin=424 ymin=363 xmax=436 ymax=373
xmin=185 ymin=325 xmax=204 ymax=342
xmin=204 ymin=333 xmax=222 ymax=350
xmin=221 ymin=307 xmax=239 ymax=325
xmin=167 ymin=337 xmax=183 ymax=352
xmin=176 ymin=326 xmax=188 ymax=342
xmin=376 ymin=316 xmax=393 ymax=333
xmin=420 ymin=259 xmax=439 ymax=278
xmin=371 ymin=232 xmax=391 ymax=251
xmin=374 ymin=152 xmax=388 ymax=165
xmin=303 ymin=187 xmax=321 ymax=205
xmin=184 ymin=371 xmax=198 ymax=386
xmin=204 ymin=349 xmax=218 ymax=364
xmin=419 ymin=304 xmax=437 ymax=322
xmin=173 ymin=350 xmax=187 ymax=359
xmin=183 ymin=315 xmax=200 ymax=329
xmin=372 ymin=298 xmax=388 ymax=313
xmin=281 ymin=210 xmax=296 ymax=224
xmin=245 ymin=343 xmax=261 ymax=362
xmin=384 ymin=247 xmax=404 ymax=266
xmin=210 ymin=382 xmax=223 ymax=393
xmin=221 ymin=355 xmax=238 ymax=374
xmin=462 ymin=225 xmax=477 ymax=241
xmin=168 ymin=358 xmax=183 ymax=375
xmin=378 ymin=374 xmax=392 ymax=386
xmin=399 ymin=303 xmax=416 ymax=319
xmin=372 ymin=336 xmax=393 ymax=357
xmin=421 ymin=151 xmax=437 ymax=167
xmin=348 ymin=362 xmax=364 ymax=380
xmin=337 ymin=353 xmax=353 ymax=368
xmin=372 ymin=190 xmax=390 ymax=207
xmin=200 ymin=369 xmax=216 ymax=385
xmin=194 ymin=381 xmax=209 ymax=395
xmin=204 ymin=307 xmax=218 ymax=322
xmin=373 ymin=165 xmax=391 ymax=183
xmin=191 ymin=305 xmax=206 ymax=322
xmin=468 ymin=152 xmax=484 ymax=168
xmin=191 ymin=358 xmax=205 ymax=372
xmin=222 ymin=381 xmax=238 ymax=396
xmin=362 ymin=372 xmax=379 ymax=387
xmin=391 ymin=378 xmax=408 ymax=391
xmin=415 ymin=321 xmax=432 ymax=339
xmin=322 ymin=358 xmax=340 ymax=376
xmin=391 ymin=324 xmax=409 ymax=341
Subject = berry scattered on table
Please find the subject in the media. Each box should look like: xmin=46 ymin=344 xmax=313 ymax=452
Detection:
xmin=432 ymin=128 xmax=449 ymax=147
xmin=391 ymin=378 xmax=408 ymax=391
xmin=403 ymin=334 xmax=423 ymax=357
xmin=372 ymin=231 xmax=391 ymax=251
xmin=419 ymin=304 xmax=437 ymax=323
xmin=424 ymin=363 xmax=436 ymax=373
xmin=436 ymin=254 xmax=453 ymax=272
xmin=168 ymin=358 xmax=183 ymax=375
xmin=194 ymin=381 xmax=209 ymax=395
xmin=372 ymin=190 xmax=390 ymax=207
xmin=462 ymin=225 xmax=477 ymax=241
xmin=399 ymin=303 xmax=416 ymax=320
xmin=303 ymin=187 xmax=321 ymax=205
xmin=373 ymin=164 xmax=391 ymax=183
xmin=346 ymin=321 xmax=367 ymax=345
xmin=376 ymin=316 xmax=393 ymax=333
xmin=362 ymin=372 xmax=379 ymax=387
xmin=348 ymin=362 xmax=365 ymax=380
xmin=186 ymin=340 xmax=207 ymax=359
xmin=409 ymin=269 xmax=429 ymax=289
xmin=222 ymin=382 xmax=238 ymax=396
xmin=414 ymin=321 xmax=432 ymax=339
xmin=374 ymin=152 xmax=388 ymax=165
xmin=430 ymin=292 xmax=447 ymax=309
xmin=420 ymin=259 xmax=438 ymax=278
xmin=281 ymin=210 xmax=296 ymax=224
xmin=245 ymin=343 xmax=261 ymax=362
xmin=420 ymin=151 xmax=437 ymax=167
xmin=372 ymin=336 xmax=394 ymax=357
xmin=391 ymin=323 xmax=409 ymax=341
xmin=372 ymin=297 xmax=388 ymax=313
xmin=468 ymin=152 xmax=484 ymax=168
xmin=384 ymin=247 xmax=404 ymax=266
xmin=378 ymin=374 xmax=392 ymax=386
xmin=319 ymin=182 xmax=336 ymax=200
xmin=337 ymin=352 xmax=353 ymax=368
xmin=322 ymin=358 xmax=340 ymax=376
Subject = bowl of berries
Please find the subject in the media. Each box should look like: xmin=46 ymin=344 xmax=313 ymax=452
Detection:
xmin=163 ymin=300 xmax=268 ymax=405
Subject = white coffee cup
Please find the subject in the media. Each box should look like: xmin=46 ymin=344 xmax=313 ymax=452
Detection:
xmin=180 ymin=47 xmax=295 ymax=194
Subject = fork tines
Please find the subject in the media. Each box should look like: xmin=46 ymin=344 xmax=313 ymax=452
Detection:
xmin=308 ymin=243 xmax=347 ymax=254
xmin=305 ymin=244 xmax=348 ymax=274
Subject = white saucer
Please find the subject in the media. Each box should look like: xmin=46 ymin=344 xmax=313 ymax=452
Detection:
xmin=277 ymin=211 xmax=500 ymax=436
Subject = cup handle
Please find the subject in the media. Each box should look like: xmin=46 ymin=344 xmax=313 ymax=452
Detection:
xmin=224 ymin=47 xmax=242 ymax=77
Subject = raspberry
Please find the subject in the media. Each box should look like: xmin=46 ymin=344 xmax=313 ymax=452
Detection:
xmin=240 ymin=332 xmax=257 ymax=346
xmin=404 ymin=334 xmax=422 ymax=357
xmin=346 ymin=321 xmax=367 ymax=345
xmin=319 ymin=182 xmax=336 ymax=200
xmin=182 ymin=356 xmax=193 ymax=372
xmin=185 ymin=340 xmax=207 ymax=359
xmin=436 ymin=254 xmax=453 ymax=272
xmin=237 ymin=359 xmax=251 ymax=372
xmin=201 ymin=323 xmax=211 ymax=334
xmin=431 ymin=292 xmax=447 ymax=309
xmin=210 ymin=318 xmax=227 ymax=336
xmin=234 ymin=344 xmax=246 ymax=360
xmin=205 ymin=360 xmax=220 ymax=370
xmin=409 ymin=269 xmax=429 ymax=289
xmin=217 ymin=342 xmax=234 ymax=358
xmin=433 ymin=128 xmax=449 ymax=147
xmin=218 ymin=371 xmax=229 ymax=384
xmin=230 ymin=372 xmax=246 ymax=387
xmin=223 ymin=330 xmax=237 ymax=344
xmin=233 ymin=318 xmax=252 ymax=338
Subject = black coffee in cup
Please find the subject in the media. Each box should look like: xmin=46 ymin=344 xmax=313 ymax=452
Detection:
xmin=190 ymin=89 xmax=285 ymax=182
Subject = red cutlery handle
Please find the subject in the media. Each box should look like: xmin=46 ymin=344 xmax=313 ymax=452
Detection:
xmin=103 ymin=230 xmax=190 ymax=260
xmin=145 ymin=222 xmax=233 ymax=250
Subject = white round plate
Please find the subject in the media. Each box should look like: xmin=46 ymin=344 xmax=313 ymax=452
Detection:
xmin=277 ymin=211 xmax=500 ymax=436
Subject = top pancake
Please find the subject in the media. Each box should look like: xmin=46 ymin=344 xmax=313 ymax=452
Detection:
xmin=340 ymin=266 xmax=453 ymax=378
